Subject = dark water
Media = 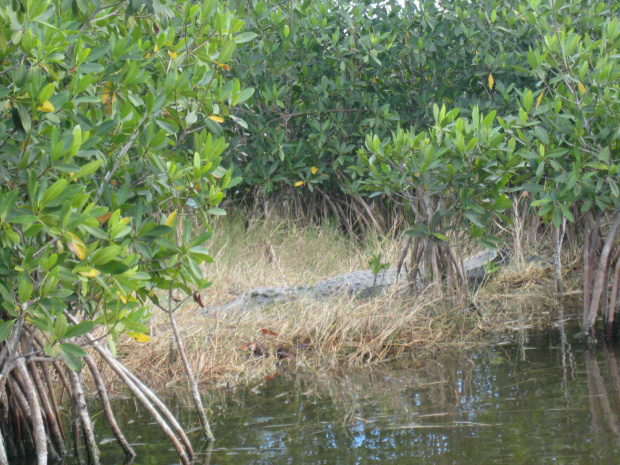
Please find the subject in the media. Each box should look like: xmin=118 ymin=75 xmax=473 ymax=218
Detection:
xmin=17 ymin=335 xmax=620 ymax=465
xmin=89 ymin=335 xmax=620 ymax=465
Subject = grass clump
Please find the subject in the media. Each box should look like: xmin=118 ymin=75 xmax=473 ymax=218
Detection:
xmin=108 ymin=214 xmax=572 ymax=392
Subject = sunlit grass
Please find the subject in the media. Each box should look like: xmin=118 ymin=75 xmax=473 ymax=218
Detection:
xmin=110 ymin=212 xmax=575 ymax=392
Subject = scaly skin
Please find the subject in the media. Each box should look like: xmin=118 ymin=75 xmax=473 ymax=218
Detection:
xmin=204 ymin=250 xmax=501 ymax=314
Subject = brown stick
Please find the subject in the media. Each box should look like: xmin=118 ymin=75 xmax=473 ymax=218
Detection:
xmin=582 ymin=213 xmax=592 ymax=317
xmin=28 ymin=361 xmax=65 ymax=457
xmin=396 ymin=235 xmax=412 ymax=278
xmin=601 ymin=265 xmax=610 ymax=331
xmin=430 ymin=240 xmax=441 ymax=297
xmin=445 ymin=246 xmax=465 ymax=290
xmin=83 ymin=354 xmax=136 ymax=458
xmin=68 ymin=370 xmax=100 ymax=464
xmin=95 ymin=349 xmax=191 ymax=464
xmin=0 ymin=318 xmax=24 ymax=394
xmin=40 ymin=363 xmax=65 ymax=441
xmin=30 ymin=333 xmax=71 ymax=399
xmin=348 ymin=198 xmax=373 ymax=230
xmin=63 ymin=313 xmax=192 ymax=464
xmin=8 ymin=374 xmax=33 ymax=428
xmin=408 ymin=238 xmax=423 ymax=291
xmin=168 ymin=310 xmax=215 ymax=442
xmin=585 ymin=210 xmax=620 ymax=339
xmin=68 ymin=375 xmax=83 ymax=464
xmin=583 ymin=213 xmax=601 ymax=326
xmin=114 ymin=357 xmax=194 ymax=458
xmin=554 ymin=219 xmax=565 ymax=296
xmin=15 ymin=359 xmax=47 ymax=465
xmin=0 ymin=426 xmax=8 ymax=465
xmin=317 ymin=188 xmax=353 ymax=234
xmin=354 ymin=195 xmax=385 ymax=232
xmin=606 ymin=259 xmax=620 ymax=338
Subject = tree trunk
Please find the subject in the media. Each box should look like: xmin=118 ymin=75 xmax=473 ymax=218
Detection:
xmin=584 ymin=210 xmax=620 ymax=341
xmin=607 ymin=262 xmax=620 ymax=339
xmin=68 ymin=370 xmax=100 ymax=465
xmin=554 ymin=219 xmax=565 ymax=296
xmin=28 ymin=361 xmax=65 ymax=457
xmin=15 ymin=359 xmax=47 ymax=465
xmin=583 ymin=213 xmax=601 ymax=327
xmin=0 ymin=428 xmax=8 ymax=465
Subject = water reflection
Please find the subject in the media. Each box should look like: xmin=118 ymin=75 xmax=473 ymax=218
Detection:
xmin=199 ymin=339 xmax=620 ymax=465
xmin=15 ymin=338 xmax=620 ymax=465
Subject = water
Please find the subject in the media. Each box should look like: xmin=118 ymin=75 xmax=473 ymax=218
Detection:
xmin=16 ymin=335 xmax=620 ymax=464
xmin=92 ymin=335 xmax=620 ymax=465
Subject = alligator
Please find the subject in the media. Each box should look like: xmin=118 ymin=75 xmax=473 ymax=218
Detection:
xmin=203 ymin=249 xmax=502 ymax=314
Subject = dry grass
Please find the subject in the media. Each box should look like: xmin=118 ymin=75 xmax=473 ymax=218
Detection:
xmin=105 ymin=213 xmax=576 ymax=392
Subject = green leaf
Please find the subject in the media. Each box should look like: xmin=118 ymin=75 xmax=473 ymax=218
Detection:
xmin=58 ymin=343 xmax=85 ymax=371
xmin=63 ymin=321 xmax=95 ymax=339
xmin=41 ymin=179 xmax=67 ymax=206
xmin=73 ymin=159 xmax=103 ymax=179
xmin=218 ymin=40 xmax=236 ymax=63
xmin=207 ymin=208 xmax=226 ymax=216
xmin=54 ymin=314 xmax=68 ymax=341
xmin=0 ymin=190 xmax=19 ymax=220
xmin=39 ymin=82 xmax=56 ymax=104
xmin=0 ymin=319 xmax=16 ymax=344
xmin=94 ymin=261 xmax=130 ymax=275
xmin=523 ymin=90 xmax=533 ymax=112
xmin=189 ymin=246 xmax=214 ymax=263
xmin=235 ymin=32 xmax=257 ymax=44
xmin=138 ymin=225 xmax=173 ymax=238
xmin=90 ymin=245 xmax=121 ymax=265
xmin=558 ymin=203 xmax=575 ymax=223
xmin=18 ymin=279 xmax=33 ymax=304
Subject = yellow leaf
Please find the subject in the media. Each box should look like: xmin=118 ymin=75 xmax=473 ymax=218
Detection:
xmin=145 ymin=52 xmax=151 ymax=59
xmin=488 ymin=73 xmax=494 ymax=90
xmin=406 ymin=32 xmax=411 ymax=38
xmin=37 ymin=101 xmax=55 ymax=112
xmin=66 ymin=233 xmax=86 ymax=260
xmin=154 ymin=45 xmax=159 ymax=53
xmin=165 ymin=40 xmax=172 ymax=47
xmin=213 ymin=60 xmax=232 ymax=70
xmin=311 ymin=166 xmax=318 ymax=175
xmin=536 ymin=91 xmax=544 ymax=110
xmin=168 ymin=50 xmax=177 ymax=59
xmin=101 ymin=82 xmax=113 ymax=104
xmin=208 ymin=115 xmax=224 ymax=123
xmin=372 ymin=77 xmax=377 ymax=83
xmin=78 ymin=268 xmax=100 ymax=277
xmin=165 ymin=210 xmax=177 ymax=227
xmin=294 ymin=181 xmax=304 ymax=187
xmin=97 ymin=211 xmax=113 ymax=225
xmin=116 ymin=290 xmax=128 ymax=304
xmin=578 ymin=82 xmax=586 ymax=95
xmin=126 ymin=331 xmax=150 ymax=343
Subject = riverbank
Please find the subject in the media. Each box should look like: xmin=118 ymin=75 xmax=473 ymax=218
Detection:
xmin=109 ymin=215 xmax=583 ymax=391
